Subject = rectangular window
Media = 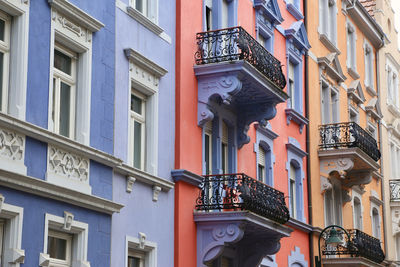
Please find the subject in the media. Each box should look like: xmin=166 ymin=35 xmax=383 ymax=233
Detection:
xmin=204 ymin=121 xmax=213 ymax=175
xmin=51 ymin=45 xmax=76 ymax=139
xmin=128 ymin=250 xmax=146 ymax=267
xmin=347 ymin=24 xmax=356 ymax=70
xmin=289 ymin=164 xmax=296 ymax=218
xmin=221 ymin=0 xmax=229 ymax=29
xmin=0 ymin=10 xmax=10 ymax=113
xmin=221 ymin=121 xmax=229 ymax=174
xmin=47 ymin=230 xmax=72 ymax=267
xmin=288 ymin=62 xmax=295 ymax=109
xmin=321 ymin=83 xmax=338 ymax=124
xmin=132 ymin=0 xmax=157 ymax=23
xmin=205 ymin=0 xmax=213 ymax=31
xmin=353 ymin=198 xmax=362 ymax=229
xmin=365 ymin=45 xmax=374 ymax=89
xmin=130 ymin=91 xmax=146 ymax=170
xmin=258 ymin=146 xmax=266 ymax=182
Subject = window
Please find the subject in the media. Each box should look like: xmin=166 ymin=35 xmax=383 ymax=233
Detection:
xmin=372 ymin=207 xmax=380 ymax=239
xmin=51 ymin=45 xmax=76 ymax=139
xmin=367 ymin=124 xmax=377 ymax=141
xmin=319 ymin=0 xmax=337 ymax=45
xmin=205 ymin=0 xmax=213 ymax=31
xmin=130 ymin=91 xmax=146 ymax=170
xmin=126 ymin=234 xmax=157 ymax=267
xmin=131 ymin=0 xmax=158 ymax=23
xmin=288 ymin=62 xmax=295 ymax=109
xmin=387 ymin=65 xmax=399 ymax=107
xmin=346 ymin=22 xmax=356 ymax=73
xmin=325 ymin=179 xmax=342 ymax=226
xmin=289 ymin=163 xmax=297 ymax=218
xmin=321 ymin=82 xmax=339 ymax=124
xmin=364 ymin=43 xmax=374 ymax=90
xmin=47 ymin=230 xmax=72 ymax=267
xmin=353 ymin=197 xmax=362 ymax=229
xmin=258 ymin=145 xmax=266 ymax=182
xmin=48 ymin=1 xmax=104 ymax=145
xmin=221 ymin=121 xmax=229 ymax=174
xmin=204 ymin=0 xmax=236 ymax=30
xmin=204 ymin=121 xmax=213 ymax=175
xmin=128 ymin=250 xmax=146 ymax=267
xmin=391 ymin=142 xmax=400 ymax=178
xmin=0 ymin=11 xmax=10 ymax=113
xmin=221 ymin=0 xmax=229 ymax=29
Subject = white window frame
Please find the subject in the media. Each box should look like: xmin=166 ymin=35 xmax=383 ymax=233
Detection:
xmin=47 ymin=230 xmax=72 ymax=267
xmin=321 ymin=79 xmax=339 ymax=124
xmin=125 ymin=49 xmax=167 ymax=175
xmin=0 ymin=10 xmax=10 ymax=114
xmin=319 ymin=0 xmax=337 ymax=46
xmin=41 ymin=213 xmax=89 ymax=267
xmin=386 ymin=57 xmax=400 ymax=108
xmin=364 ymin=40 xmax=375 ymax=92
xmin=351 ymin=189 xmax=363 ymax=230
xmin=51 ymin=44 xmax=77 ymax=139
xmin=130 ymin=0 xmax=158 ymax=24
xmin=370 ymin=197 xmax=382 ymax=239
xmin=0 ymin=198 xmax=24 ymax=267
xmin=125 ymin=235 xmax=157 ymax=267
xmin=129 ymin=90 xmax=147 ymax=170
xmin=48 ymin=0 xmax=104 ymax=145
xmin=346 ymin=20 xmax=357 ymax=75
xmin=0 ymin=0 xmax=29 ymax=120
xmin=289 ymin=163 xmax=297 ymax=218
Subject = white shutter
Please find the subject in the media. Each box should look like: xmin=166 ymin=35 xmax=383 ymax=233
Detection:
xmin=258 ymin=146 xmax=266 ymax=167
xmin=222 ymin=121 xmax=228 ymax=144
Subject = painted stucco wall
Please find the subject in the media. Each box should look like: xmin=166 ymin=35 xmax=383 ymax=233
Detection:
xmin=1 ymin=186 xmax=112 ymax=267
xmin=112 ymin=0 xmax=176 ymax=266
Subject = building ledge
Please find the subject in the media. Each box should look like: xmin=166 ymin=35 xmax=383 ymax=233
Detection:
xmin=171 ymin=169 xmax=203 ymax=187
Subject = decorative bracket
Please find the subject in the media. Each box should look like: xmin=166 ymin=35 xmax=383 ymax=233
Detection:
xmin=4 ymin=248 xmax=25 ymax=264
xmin=126 ymin=176 xmax=136 ymax=193
xmin=152 ymin=185 xmax=161 ymax=202
xmin=320 ymin=176 xmax=332 ymax=193
xmin=138 ymin=232 xmax=146 ymax=249
xmin=343 ymin=170 xmax=372 ymax=188
xmin=39 ymin=253 xmax=50 ymax=266
xmin=63 ymin=211 xmax=74 ymax=231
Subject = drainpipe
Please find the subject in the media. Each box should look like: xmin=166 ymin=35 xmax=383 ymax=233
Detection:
xmin=303 ymin=0 xmax=314 ymax=266
xmin=376 ymin=44 xmax=389 ymax=262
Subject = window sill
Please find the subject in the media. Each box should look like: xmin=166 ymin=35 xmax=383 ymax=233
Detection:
xmin=319 ymin=33 xmax=341 ymax=54
xmin=286 ymin=3 xmax=304 ymax=20
xmin=285 ymin=108 xmax=309 ymax=133
xmin=347 ymin=67 xmax=360 ymax=80
xmin=126 ymin=6 xmax=163 ymax=36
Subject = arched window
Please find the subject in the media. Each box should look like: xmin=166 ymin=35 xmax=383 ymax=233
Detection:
xmin=353 ymin=197 xmax=362 ymax=229
xmin=372 ymin=207 xmax=380 ymax=239
xmin=289 ymin=160 xmax=302 ymax=220
xmin=325 ymin=179 xmax=342 ymax=226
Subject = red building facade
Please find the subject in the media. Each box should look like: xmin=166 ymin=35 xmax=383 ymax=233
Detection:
xmin=173 ymin=0 xmax=311 ymax=266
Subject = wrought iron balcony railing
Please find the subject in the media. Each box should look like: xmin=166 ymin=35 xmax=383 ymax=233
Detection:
xmin=321 ymin=228 xmax=385 ymax=264
xmin=195 ymin=173 xmax=290 ymax=224
xmin=319 ymin=122 xmax=381 ymax=161
xmin=390 ymin=180 xmax=400 ymax=201
xmin=194 ymin=26 xmax=287 ymax=90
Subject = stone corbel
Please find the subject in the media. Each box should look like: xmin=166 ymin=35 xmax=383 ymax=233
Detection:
xmin=197 ymin=75 xmax=242 ymax=126
xmin=126 ymin=176 xmax=136 ymax=193
xmin=0 ymin=194 xmax=4 ymax=213
xmin=320 ymin=176 xmax=332 ymax=193
xmin=39 ymin=253 xmax=50 ymax=266
xmin=63 ymin=211 xmax=74 ymax=231
xmin=341 ymin=189 xmax=352 ymax=203
xmin=152 ymin=185 xmax=161 ymax=202
xmin=4 ymin=248 xmax=25 ymax=264
xmin=343 ymin=170 xmax=372 ymax=187
xmin=138 ymin=232 xmax=146 ymax=249
xmin=237 ymin=237 xmax=281 ymax=266
xmin=320 ymin=157 xmax=354 ymax=179
xmin=199 ymin=223 xmax=244 ymax=265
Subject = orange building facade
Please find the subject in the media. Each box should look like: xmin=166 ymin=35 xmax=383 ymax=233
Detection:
xmin=305 ymin=0 xmax=386 ymax=266
xmin=173 ymin=0 xmax=311 ymax=266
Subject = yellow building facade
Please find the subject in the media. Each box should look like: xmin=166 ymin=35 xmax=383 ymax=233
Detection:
xmin=306 ymin=0 xmax=386 ymax=266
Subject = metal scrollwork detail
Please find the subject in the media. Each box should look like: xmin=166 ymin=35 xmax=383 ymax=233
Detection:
xmin=196 ymin=173 xmax=290 ymax=224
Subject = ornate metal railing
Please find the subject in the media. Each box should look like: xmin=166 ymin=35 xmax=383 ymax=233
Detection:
xmin=321 ymin=227 xmax=385 ymax=264
xmin=319 ymin=122 xmax=381 ymax=161
xmin=194 ymin=26 xmax=287 ymax=90
xmin=390 ymin=180 xmax=400 ymax=201
xmin=195 ymin=173 xmax=290 ymax=224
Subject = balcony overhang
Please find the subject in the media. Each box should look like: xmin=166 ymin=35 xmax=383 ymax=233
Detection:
xmin=319 ymin=148 xmax=379 ymax=188
xmin=194 ymin=211 xmax=292 ymax=267
xmin=322 ymin=257 xmax=385 ymax=267
xmin=194 ymin=60 xmax=288 ymax=148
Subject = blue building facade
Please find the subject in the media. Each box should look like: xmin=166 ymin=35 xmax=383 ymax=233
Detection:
xmin=111 ymin=0 xmax=176 ymax=266
xmin=0 ymin=0 xmax=122 ymax=266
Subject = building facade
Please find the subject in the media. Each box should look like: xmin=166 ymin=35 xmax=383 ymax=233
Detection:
xmin=371 ymin=0 xmax=400 ymax=265
xmin=174 ymin=0 xmax=311 ymax=266
xmin=110 ymin=0 xmax=176 ymax=266
xmin=0 ymin=0 xmax=123 ymax=266
xmin=306 ymin=0 xmax=386 ymax=266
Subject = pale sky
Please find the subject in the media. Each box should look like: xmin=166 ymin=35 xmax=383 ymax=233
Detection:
xmin=392 ymin=0 xmax=400 ymax=46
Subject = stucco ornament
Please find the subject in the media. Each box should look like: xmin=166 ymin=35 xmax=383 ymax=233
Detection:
xmin=63 ymin=211 xmax=74 ymax=231
xmin=320 ymin=176 xmax=332 ymax=193
xmin=0 ymin=128 xmax=25 ymax=161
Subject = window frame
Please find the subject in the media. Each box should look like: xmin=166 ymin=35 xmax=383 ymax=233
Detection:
xmin=130 ymin=0 xmax=158 ymax=24
xmin=0 ymin=10 xmax=10 ymax=114
xmin=324 ymin=178 xmax=343 ymax=226
xmin=125 ymin=234 xmax=157 ymax=267
xmin=364 ymin=41 xmax=375 ymax=92
xmin=47 ymin=230 xmax=73 ymax=267
xmin=321 ymin=80 xmax=339 ymax=124
xmin=319 ymin=0 xmax=337 ymax=46
xmin=346 ymin=20 xmax=358 ymax=76
xmin=129 ymin=90 xmax=147 ymax=170
xmin=351 ymin=188 xmax=364 ymax=230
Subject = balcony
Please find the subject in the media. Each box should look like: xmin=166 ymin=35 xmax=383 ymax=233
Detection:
xmin=194 ymin=173 xmax=292 ymax=266
xmin=194 ymin=27 xmax=288 ymax=148
xmin=321 ymin=228 xmax=385 ymax=266
xmin=318 ymin=122 xmax=380 ymax=188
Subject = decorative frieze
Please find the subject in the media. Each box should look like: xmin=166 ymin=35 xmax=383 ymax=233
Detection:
xmin=47 ymin=145 xmax=91 ymax=194
xmin=0 ymin=127 xmax=27 ymax=175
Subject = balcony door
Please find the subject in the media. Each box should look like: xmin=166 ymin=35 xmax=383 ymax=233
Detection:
xmin=204 ymin=0 xmax=236 ymax=31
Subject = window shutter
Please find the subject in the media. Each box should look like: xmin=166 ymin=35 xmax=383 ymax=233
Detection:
xmin=222 ymin=121 xmax=228 ymax=144
xmin=204 ymin=120 xmax=212 ymax=135
xmin=258 ymin=146 xmax=266 ymax=167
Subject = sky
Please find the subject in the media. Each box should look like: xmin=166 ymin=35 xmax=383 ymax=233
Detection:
xmin=393 ymin=0 xmax=400 ymax=46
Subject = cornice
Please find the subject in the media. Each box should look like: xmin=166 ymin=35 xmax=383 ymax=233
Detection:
xmin=124 ymin=48 xmax=168 ymax=77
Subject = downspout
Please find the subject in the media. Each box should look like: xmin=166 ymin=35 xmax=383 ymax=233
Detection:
xmin=304 ymin=0 xmax=314 ymax=265
xmin=376 ymin=41 xmax=389 ymax=262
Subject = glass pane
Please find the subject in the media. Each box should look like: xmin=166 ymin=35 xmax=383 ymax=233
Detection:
xmin=221 ymin=143 xmax=227 ymax=174
xmin=47 ymin=236 xmax=67 ymax=260
xmin=128 ymin=256 xmax=142 ymax=267
xmin=54 ymin=50 xmax=72 ymax=75
xmin=133 ymin=121 xmax=142 ymax=169
xmin=0 ymin=19 xmax=5 ymax=42
xmin=59 ymin=82 xmax=71 ymax=137
xmin=131 ymin=94 xmax=142 ymax=115
xmin=205 ymin=134 xmax=210 ymax=175
xmin=257 ymin=165 xmax=264 ymax=182
xmin=135 ymin=0 xmax=143 ymax=13
xmin=290 ymin=180 xmax=295 ymax=216
xmin=0 ymin=52 xmax=3 ymax=110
